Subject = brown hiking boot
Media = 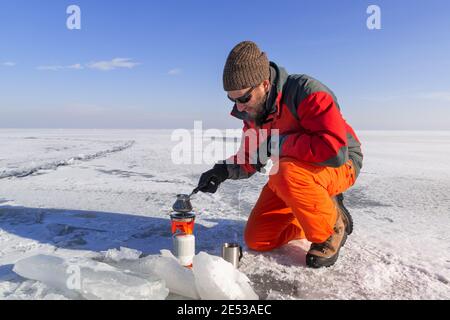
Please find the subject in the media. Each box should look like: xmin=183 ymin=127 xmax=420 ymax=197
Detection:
xmin=306 ymin=204 xmax=348 ymax=268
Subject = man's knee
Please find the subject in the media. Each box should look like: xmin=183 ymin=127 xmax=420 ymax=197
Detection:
xmin=244 ymin=221 xmax=259 ymax=250
xmin=244 ymin=222 xmax=273 ymax=252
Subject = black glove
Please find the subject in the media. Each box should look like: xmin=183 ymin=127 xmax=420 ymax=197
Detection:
xmin=197 ymin=163 xmax=229 ymax=194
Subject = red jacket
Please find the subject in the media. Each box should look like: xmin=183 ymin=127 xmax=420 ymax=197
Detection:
xmin=224 ymin=62 xmax=363 ymax=180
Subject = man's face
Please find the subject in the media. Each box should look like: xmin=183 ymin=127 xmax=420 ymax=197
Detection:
xmin=227 ymin=81 xmax=270 ymax=120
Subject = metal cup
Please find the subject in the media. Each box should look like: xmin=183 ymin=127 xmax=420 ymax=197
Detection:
xmin=222 ymin=243 xmax=243 ymax=268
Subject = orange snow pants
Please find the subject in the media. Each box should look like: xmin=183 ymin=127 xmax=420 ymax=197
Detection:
xmin=244 ymin=157 xmax=357 ymax=251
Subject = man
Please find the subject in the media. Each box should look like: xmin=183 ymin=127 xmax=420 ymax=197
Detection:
xmin=196 ymin=41 xmax=363 ymax=268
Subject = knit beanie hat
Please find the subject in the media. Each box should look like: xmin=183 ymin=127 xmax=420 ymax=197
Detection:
xmin=223 ymin=41 xmax=270 ymax=91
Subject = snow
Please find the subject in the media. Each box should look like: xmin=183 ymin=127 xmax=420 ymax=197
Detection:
xmin=103 ymin=247 xmax=142 ymax=262
xmin=1 ymin=129 xmax=449 ymax=300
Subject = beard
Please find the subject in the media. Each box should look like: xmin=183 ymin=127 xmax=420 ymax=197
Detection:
xmin=249 ymin=93 xmax=269 ymax=127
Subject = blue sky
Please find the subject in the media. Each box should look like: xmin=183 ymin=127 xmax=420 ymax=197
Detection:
xmin=0 ymin=0 xmax=449 ymax=129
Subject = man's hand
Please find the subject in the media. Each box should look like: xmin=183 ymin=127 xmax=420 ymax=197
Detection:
xmin=197 ymin=163 xmax=229 ymax=194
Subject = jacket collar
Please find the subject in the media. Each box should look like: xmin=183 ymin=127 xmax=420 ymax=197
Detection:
xmin=230 ymin=61 xmax=288 ymax=121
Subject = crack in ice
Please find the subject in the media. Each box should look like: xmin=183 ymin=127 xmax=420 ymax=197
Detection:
xmin=0 ymin=141 xmax=135 ymax=180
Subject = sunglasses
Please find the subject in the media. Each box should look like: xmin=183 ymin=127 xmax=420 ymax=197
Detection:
xmin=227 ymin=86 xmax=256 ymax=104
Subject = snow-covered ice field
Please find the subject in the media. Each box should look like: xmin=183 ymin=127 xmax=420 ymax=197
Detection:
xmin=0 ymin=129 xmax=449 ymax=300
